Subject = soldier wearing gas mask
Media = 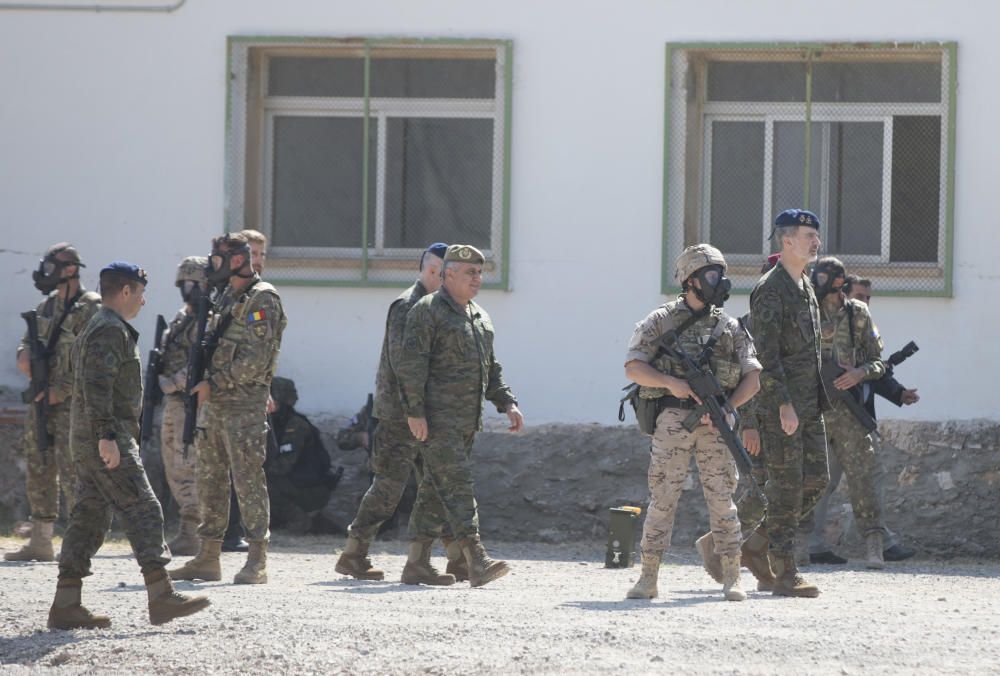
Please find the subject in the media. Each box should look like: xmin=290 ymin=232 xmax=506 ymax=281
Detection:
xmin=169 ymin=233 xmax=286 ymax=586
xmin=623 ymin=244 xmax=761 ymax=601
xmin=6 ymin=243 xmax=101 ymax=562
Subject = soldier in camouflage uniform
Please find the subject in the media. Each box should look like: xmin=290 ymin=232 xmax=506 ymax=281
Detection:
xmin=396 ymin=244 xmax=524 ymax=588
xmin=624 ymin=245 xmax=761 ymax=602
xmin=169 ymin=233 xmax=285 ymax=585
xmin=156 ymin=256 xmax=209 ymax=556
xmin=48 ymin=262 xmax=209 ymax=630
xmin=810 ymin=256 xmax=887 ymax=568
xmin=750 ymin=209 xmax=831 ymax=598
xmin=336 ymin=243 xmax=461 ymax=586
xmin=7 ymin=243 xmax=101 ymax=563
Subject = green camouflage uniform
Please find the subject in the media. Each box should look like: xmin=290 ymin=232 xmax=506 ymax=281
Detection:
xmin=196 ymin=275 xmax=285 ymax=543
xmin=157 ymin=307 xmax=199 ymax=526
xmin=347 ymin=281 xmax=453 ymax=544
xmin=396 ymin=286 xmax=517 ymax=541
xmin=626 ymin=300 xmax=761 ymax=558
xmin=750 ymin=261 xmax=831 ymax=556
xmin=734 ymin=313 xmax=767 ymax=534
xmin=17 ymin=288 xmax=101 ymax=524
xmin=59 ymin=307 xmax=170 ymax=579
xmin=819 ymin=297 xmax=886 ymax=538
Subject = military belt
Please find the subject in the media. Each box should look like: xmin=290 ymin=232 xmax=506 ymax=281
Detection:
xmin=659 ymin=395 xmax=698 ymax=410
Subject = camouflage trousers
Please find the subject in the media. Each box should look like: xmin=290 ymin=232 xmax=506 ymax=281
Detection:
xmin=59 ymin=442 xmax=170 ymax=579
xmin=348 ymin=419 xmax=453 ymax=544
xmin=639 ymin=407 xmax=741 ymax=557
xmin=817 ymin=404 xmax=884 ymax=537
xmin=160 ymin=394 xmax=199 ymax=523
xmin=736 ymin=450 xmax=768 ymax=535
xmin=195 ymin=401 xmax=269 ymax=542
xmin=419 ymin=425 xmax=480 ymax=541
xmin=758 ymin=399 xmax=829 ymax=556
xmin=23 ymin=401 xmax=77 ymax=523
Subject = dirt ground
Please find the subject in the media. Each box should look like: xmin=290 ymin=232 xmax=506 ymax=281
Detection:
xmin=1 ymin=534 xmax=998 ymax=675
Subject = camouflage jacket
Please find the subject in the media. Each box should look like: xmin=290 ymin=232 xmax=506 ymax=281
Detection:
xmin=372 ymin=281 xmax=429 ymax=422
xmin=750 ymin=261 xmax=830 ymax=410
xmin=18 ymin=288 xmax=101 ymax=402
xmin=397 ymin=286 xmax=517 ymax=432
xmin=69 ymin=306 xmax=143 ymax=457
xmin=205 ymin=276 xmax=286 ymax=408
xmin=820 ymin=297 xmax=885 ymax=379
xmin=737 ymin=312 xmax=760 ymax=431
xmin=158 ymin=306 xmax=198 ymax=398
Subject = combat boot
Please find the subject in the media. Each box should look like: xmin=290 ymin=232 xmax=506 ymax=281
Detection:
xmin=167 ymin=515 xmax=200 ymax=557
xmin=145 ymin=568 xmax=211 ymax=625
xmin=720 ymin=554 xmax=747 ymax=601
xmin=770 ymin=552 xmax=820 ymax=598
xmin=334 ymin=537 xmax=384 ymax=581
xmin=401 ymin=539 xmax=456 ymax=586
xmin=47 ymin=578 xmax=111 ymax=630
xmin=458 ymin=537 xmax=510 ymax=588
xmin=695 ymin=532 xmax=724 ymax=583
xmin=626 ymin=551 xmax=661 ymax=599
xmin=4 ymin=520 xmax=55 ymax=562
xmin=168 ymin=539 xmax=222 ymax=582
xmin=443 ymin=537 xmax=469 ymax=582
xmin=233 ymin=540 xmax=268 ymax=584
xmin=865 ymin=531 xmax=885 ymax=570
xmin=741 ymin=527 xmax=777 ymax=592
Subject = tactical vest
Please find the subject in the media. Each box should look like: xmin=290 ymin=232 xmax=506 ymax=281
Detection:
xmin=209 ymin=280 xmax=286 ymax=386
xmin=821 ymin=299 xmax=867 ymax=368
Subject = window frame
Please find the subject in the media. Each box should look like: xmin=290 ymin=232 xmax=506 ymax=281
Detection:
xmin=662 ymin=42 xmax=957 ymax=297
xmin=226 ymin=36 xmax=514 ymax=289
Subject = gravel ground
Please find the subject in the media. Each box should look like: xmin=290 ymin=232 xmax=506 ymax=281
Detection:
xmin=1 ymin=534 xmax=998 ymax=674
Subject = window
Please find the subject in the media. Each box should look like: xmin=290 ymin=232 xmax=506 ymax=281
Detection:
xmin=664 ymin=43 xmax=956 ymax=295
xmin=227 ymin=38 xmax=512 ymax=286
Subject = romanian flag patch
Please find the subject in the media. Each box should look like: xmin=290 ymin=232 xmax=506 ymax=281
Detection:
xmin=248 ymin=309 xmax=267 ymax=323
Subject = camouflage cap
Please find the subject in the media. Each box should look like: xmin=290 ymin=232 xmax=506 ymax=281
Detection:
xmin=675 ymin=243 xmax=727 ymax=282
xmin=46 ymin=242 xmax=84 ymax=266
xmin=443 ymin=244 xmax=485 ymax=265
xmin=270 ymin=376 xmax=298 ymax=407
xmin=175 ymin=255 xmax=209 ymax=286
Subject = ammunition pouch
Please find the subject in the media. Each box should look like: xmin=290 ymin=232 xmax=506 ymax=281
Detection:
xmin=619 ymin=385 xmax=663 ymax=436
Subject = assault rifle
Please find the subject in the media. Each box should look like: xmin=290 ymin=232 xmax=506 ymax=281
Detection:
xmin=885 ymin=340 xmax=919 ymax=377
xmin=140 ymin=315 xmax=167 ymax=442
xmin=820 ymin=360 xmax=878 ymax=435
xmin=20 ymin=310 xmax=52 ymax=464
xmin=181 ymin=295 xmax=211 ymax=457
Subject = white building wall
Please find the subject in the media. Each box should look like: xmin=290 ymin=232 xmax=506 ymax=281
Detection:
xmin=0 ymin=0 xmax=996 ymax=423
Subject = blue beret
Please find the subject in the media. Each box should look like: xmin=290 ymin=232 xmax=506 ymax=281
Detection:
xmin=100 ymin=261 xmax=148 ymax=286
xmin=774 ymin=209 xmax=820 ymax=229
xmin=425 ymin=242 xmax=449 ymax=259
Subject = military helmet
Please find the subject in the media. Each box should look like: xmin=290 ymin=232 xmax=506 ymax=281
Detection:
xmin=175 ymin=256 xmax=209 ymax=287
xmin=675 ymin=244 xmax=727 ymax=282
xmin=270 ymin=376 xmax=298 ymax=407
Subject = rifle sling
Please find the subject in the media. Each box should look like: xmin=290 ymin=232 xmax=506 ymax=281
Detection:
xmin=43 ymin=289 xmax=83 ymax=357
xmin=204 ymin=279 xmax=258 ymax=362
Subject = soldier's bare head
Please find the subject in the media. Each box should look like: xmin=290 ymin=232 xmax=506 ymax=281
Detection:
xmin=844 ymin=274 xmax=872 ymax=305
xmin=239 ymin=229 xmax=268 ymax=275
xmin=99 ymin=262 xmax=148 ymax=320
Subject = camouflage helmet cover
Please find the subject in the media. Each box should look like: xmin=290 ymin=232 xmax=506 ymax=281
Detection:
xmin=675 ymin=243 xmax=727 ymax=282
xmin=270 ymin=376 xmax=298 ymax=407
xmin=175 ymin=256 xmax=209 ymax=286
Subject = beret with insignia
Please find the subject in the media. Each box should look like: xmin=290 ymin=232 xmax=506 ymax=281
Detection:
xmin=774 ymin=208 xmax=820 ymax=229
xmin=100 ymin=261 xmax=148 ymax=286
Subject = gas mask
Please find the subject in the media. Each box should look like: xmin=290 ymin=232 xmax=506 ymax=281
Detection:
xmin=179 ymin=280 xmax=205 ymax=305
xmin=688 ymin=264 xmax=731 ymax=308
xmin=811 ymin=260 xmax=846 ymax=301
xmin=206 ymin=243 xmax=252 ymax=290
xmin=32 ymin=255 xmax=79 ymax=295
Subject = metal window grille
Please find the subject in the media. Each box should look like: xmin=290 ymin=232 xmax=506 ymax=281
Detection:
xmin=664 ymin=43 xmax=956 ymax=296
xmin=227 ymin=38 xmax=512 ymax=287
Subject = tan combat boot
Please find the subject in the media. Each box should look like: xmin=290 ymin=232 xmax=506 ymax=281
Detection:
xmin=5 ymin=520 xmax=55 ymax=562
xmin=741 ymin=527 xmax=777 ymax=592
xmin=168 ymin=539 xmax=222 ymax=582
xmin=401 ymin=539 xmax=456 ymax=586
xmin=233 ymin=540 xmax=268 ymax=584
xmin=334 ymin=536 xmax=385 ymax=581
xmin=442 ymin=537 xmax=469 ymax=582
xmin=866 ymin=531 xmax=885 ymax=570
xmin=626 ymin=551 xmax=661 ymax=599
xmin=47 ymin=578 xmax=111 ymax=630
xmin=770 ymin=552 xmax=820 ymax=598
xmin=721 ymin=554 xmax=747 ymax=601
xmin=695 ymin=532 xmax=724 ymax=583
xmin=458 ymin=537 xmax=510 ymax=588
xmin=145 ymin=568 xmax=211 ymax=625
xmin=167 ymin=515 xmax=201 ymax=557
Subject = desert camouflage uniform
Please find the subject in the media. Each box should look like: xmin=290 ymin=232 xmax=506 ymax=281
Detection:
xmin=17 ymin=288 xmax=101 ymax=524
xmin=396 ymin=286 xmax=517 ymax=540
xmin=157 ymin=308 xmax=200 ymax=526
xmin=196 ymin=275 xmax=285 ymax=543
xmin=626 ymin=299 xmax=761 ymax=558
xmin=348 ymin=281 xmax=453 ymax=544
xmin=818 ymin=297 xmax=886 ymax=538
xmin=750 ymin=261 xmax=831 ymax=556
xmin=59 ymin=307 xmax=170 ymax=579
